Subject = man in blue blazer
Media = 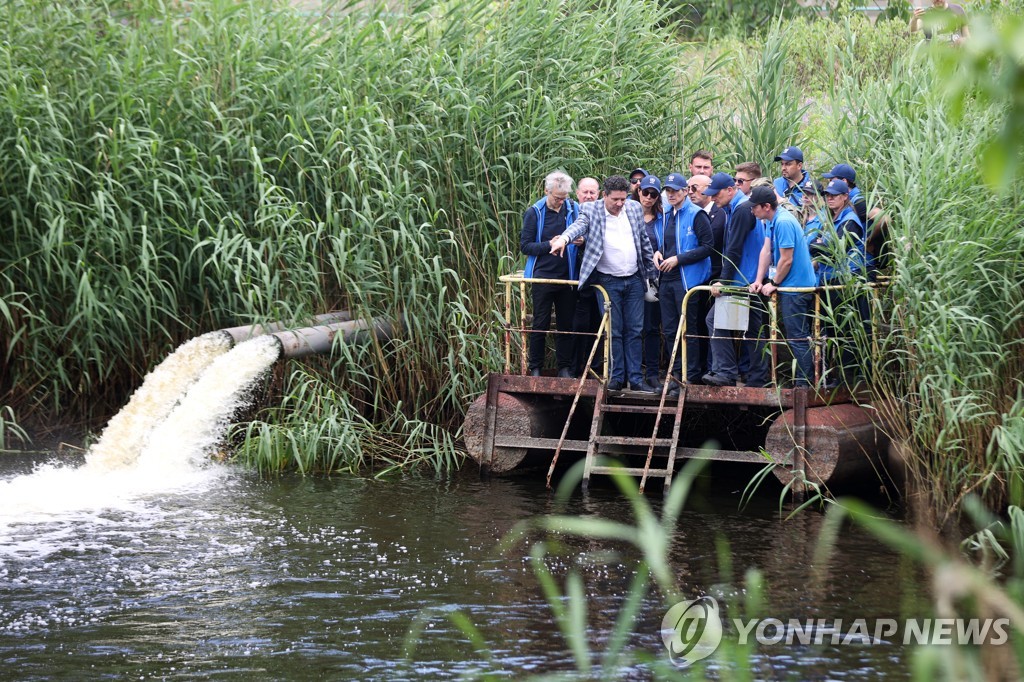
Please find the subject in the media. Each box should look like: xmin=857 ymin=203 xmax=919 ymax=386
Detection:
xmin=550 ymin=176 xmax=658 ymax=392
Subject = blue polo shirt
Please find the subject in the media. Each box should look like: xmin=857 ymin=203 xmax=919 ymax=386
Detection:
xmin=769 ymin=209 xmax=816 ymax=292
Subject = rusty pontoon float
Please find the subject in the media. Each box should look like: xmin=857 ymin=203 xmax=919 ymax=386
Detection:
xmin=463 ymin=274 xmax=893 ymax=494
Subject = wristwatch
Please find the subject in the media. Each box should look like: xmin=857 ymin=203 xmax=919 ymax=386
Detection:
xmin=766 ymin=278 xmax=777 ymax=287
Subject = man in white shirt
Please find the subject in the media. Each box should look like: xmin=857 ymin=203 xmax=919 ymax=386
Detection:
xmin=550 ymin=176 xmax=657 ymax=392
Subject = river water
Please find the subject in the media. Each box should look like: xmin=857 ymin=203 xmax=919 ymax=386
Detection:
xmin=1 ymin=454 xmax=924 ymax=680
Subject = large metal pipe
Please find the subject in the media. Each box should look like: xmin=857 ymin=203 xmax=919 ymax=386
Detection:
xmin=220 ymin=311 xmax=353 ymax=345
xmin=269 ymin=318 xmax=401 ymax=359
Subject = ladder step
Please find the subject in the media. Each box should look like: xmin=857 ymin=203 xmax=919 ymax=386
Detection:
xmin=600 ymin=403 xmax=677 ymax=415
xmin=589 ymin=466 xmax=672 ymax=477
xmin=593 ymin=435 xmax=675 ymax=446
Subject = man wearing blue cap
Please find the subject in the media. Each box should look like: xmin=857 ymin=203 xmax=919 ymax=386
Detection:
xmin=653 ymin=172 xmax=713 ymax=392
xmin=550 ymin=176 xmax=658 ymax=393
xmin=748 ymin=185 xmax=817 ymax=388
xmin=702 ymin=172 xmax=769 ymax=388
xmin=773 ymin=146 xmax=811 ymax=209
xmin=822 ymin=163 xmax=866 ymax=227
xmin=817 ymin=178 xmax=869 ymax=386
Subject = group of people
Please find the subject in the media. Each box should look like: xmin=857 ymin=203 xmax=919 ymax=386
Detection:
xmin=521 ymin=147 xmax=884 ymax=393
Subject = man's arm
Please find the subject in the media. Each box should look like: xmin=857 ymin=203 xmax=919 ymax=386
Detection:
xmin=749 ymin=237 xmax=773 ymax=294
xmin=520 ymin=208 xmax=548 ymax=256
xmin=718 ymin=206 xmax=755 ymax=285
xmin=761 ymin=248 xmax=793 ymax=297
xmin=550 ymin=207 xmax=591 ymax=255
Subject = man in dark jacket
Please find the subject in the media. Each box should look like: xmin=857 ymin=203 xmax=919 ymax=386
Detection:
xmin=520 ymin=171 xmax=579 ymax=378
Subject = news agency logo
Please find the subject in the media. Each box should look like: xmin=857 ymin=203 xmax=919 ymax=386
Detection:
xmin=660 ymin=597 xmax=1013 ymax=665
xmin=660 ymin=596 xmax=723 ymax=666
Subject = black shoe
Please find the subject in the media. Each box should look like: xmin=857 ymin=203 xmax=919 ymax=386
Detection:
xmin=667 ymin=385 xmax=681 ymax=398
xmin=702 ymin=372 xmax=736 ymax=387
xmin=645 ymin=377 xmax=664 ymax=392
xmin=629 ymin=380 xmax=659 ymax=394
xmin=529 ymin=368 xmax=541 ymax=377
xmin=607 ymin=380 xmax=624 ymax=391
xmin=557 ymin=367 xmax=573 ymax=379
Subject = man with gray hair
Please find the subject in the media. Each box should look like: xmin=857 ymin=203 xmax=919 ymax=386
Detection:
xmin=521 ymin=171 xmax=579 ymax=378
xmin=550 ymin=175 xmax=657 ymax=392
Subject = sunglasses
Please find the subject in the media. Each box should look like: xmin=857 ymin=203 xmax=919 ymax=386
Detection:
xmin=687 ymin=185 xmax=706 ymax=193
xmin=641 ymin=189 xmax=660 ymax=198
xmin=630 ymin=177 xmax=643 ymax=184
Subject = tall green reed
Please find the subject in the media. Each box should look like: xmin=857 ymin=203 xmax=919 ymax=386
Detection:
xmin=817 ymin=38 xmax=1024 ymax=526
xmin=0 ymin=0 xmax=708 ymax=471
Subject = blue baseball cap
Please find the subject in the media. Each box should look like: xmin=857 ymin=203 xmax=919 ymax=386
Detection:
xmin=702 ymin=171 xmax=736 ymax=196
xmin=822 ymin=163 xmax=856 ymax=183
xmin=823 ymin=179 xmax=850 ymax=195
xmin=774 ymin=146 xmax=804 ymax=162
xmin=638 ymin=175 xmax=661 ymax=193
xmin=629 ymin=167 xmax=649 ymax=178
xmin=662 ymin=172 xmax=687 ymax=190
xmin=801 ymin=178 xmax=825 ymax=197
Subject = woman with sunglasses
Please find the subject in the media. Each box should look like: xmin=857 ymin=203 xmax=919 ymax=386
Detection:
xmin=637 ymin=175 xmax=664 ymax=388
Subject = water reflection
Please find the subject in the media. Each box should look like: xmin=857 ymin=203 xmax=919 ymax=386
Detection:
xmin=0 ymin=460 xmax=922 ymax=679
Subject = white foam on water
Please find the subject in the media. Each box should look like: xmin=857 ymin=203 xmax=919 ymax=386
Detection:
xmin=0 ymin=335 xmax=281 ymax=542
xmin=86 ymin=332 xmax=234 ymax=471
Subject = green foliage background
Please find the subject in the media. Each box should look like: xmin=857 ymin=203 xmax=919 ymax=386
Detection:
xmin=1 ymin=0 xmax=1022 ymax=509
xmin=0 ymin=0 xmax=713 ymax=466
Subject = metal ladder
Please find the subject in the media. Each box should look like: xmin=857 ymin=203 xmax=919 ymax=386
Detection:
xmin=581 ymin=381 xmax=687 ymax=492
xmin=549 ymin=312 xmax=690 ymax=493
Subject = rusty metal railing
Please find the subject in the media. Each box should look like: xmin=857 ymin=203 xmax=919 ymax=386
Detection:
xmin=498 ymin=272 xmax=612 ymax=382
xmin=675 ymin=280 xmax=889 ymax=388
xmin=498 ymin=272 xmax=889 ymax=389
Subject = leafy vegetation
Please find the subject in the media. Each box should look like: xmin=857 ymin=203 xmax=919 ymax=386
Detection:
xmin=0 ymin=0 xmax=716 ymax=469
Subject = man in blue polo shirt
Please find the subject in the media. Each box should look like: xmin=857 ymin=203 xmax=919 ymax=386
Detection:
xmin=773 ymin=146 xmax=811 ymax=210
xmin=748 ymin=185 xmax=817 ymax=387
xmin=702 ymin=172 xmax=769 ymax=388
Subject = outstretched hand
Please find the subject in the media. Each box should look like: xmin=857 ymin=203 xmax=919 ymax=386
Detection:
xmin=549 ymin=234 xmax=566 ymax=256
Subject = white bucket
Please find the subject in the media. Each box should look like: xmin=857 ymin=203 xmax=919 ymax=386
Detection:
xmin=714 ymin=295 xmax=750 ymax=331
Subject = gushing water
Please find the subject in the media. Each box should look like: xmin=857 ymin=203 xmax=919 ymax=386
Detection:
xmin=86 ymin=332 xmax=234 ymax=471
xmin=137 ymin=335 xmax=281 ymax=474
xmin=0 ymin=335 xmax=281 ymax=528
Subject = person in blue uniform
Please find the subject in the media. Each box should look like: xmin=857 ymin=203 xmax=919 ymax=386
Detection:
xmin=703 ymin=172 xmax=769 ymax=388
xmin=654 ymin=172 xmax=714 ymax=392
xmin=773 ymin=146 xmax=811 ymax=210
xmin=520 ymin=171 xmax=579 ymax=378
xmin=748 ymin=185 xmax=818 ymax=387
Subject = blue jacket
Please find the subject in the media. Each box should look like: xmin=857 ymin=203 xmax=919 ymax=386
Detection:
xmin=814 ymin=205 xmax=865 ymax=284
xmin=655 ymin=199 xmax=712 ymax=290
xmin=774 ymin=169 xmax=810 ymax=208
xmin=522 ymin=197 xmax=579 ymax=280
xmin=718 ymin=192 xmax=764 ymax=287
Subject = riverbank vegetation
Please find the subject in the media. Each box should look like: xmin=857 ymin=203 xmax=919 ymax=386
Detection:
xmin=1 ymin=0 xmax=1022 ymax=529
